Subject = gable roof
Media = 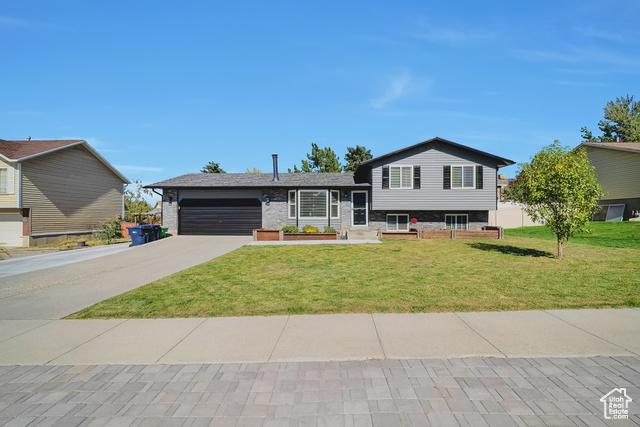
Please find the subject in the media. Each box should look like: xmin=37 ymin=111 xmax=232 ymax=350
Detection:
xmin=578 ymin=141 xmax=640 ymax=154
xmin=146 ymin=172 xmax=369 ymax=189
xmin=355 ymin=137 xmax=515 ymax=170
xmin=0 ymin=139 xmax=130 ymax=183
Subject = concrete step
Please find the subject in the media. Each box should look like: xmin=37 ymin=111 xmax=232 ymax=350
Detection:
xmin=347 ymin=230 xmax=379 ymax=240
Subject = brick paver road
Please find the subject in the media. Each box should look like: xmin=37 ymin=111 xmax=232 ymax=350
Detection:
xmin=0 ymin=357 xmax=638 ymax=427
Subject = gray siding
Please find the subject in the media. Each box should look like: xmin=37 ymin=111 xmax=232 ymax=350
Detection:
xmin=282 ymin=189 xmax=348 ymax=232
xmin=369 ymin=141 xmax=498 ymax=211
xmin=22 ymin=145 xmax=125 ymax=234
xmin=585 ymin=146 xmax=640 ymax=200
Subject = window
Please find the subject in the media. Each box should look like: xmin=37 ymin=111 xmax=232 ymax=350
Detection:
xmin=451 ymin=166 xmax=475 ymax=189
xmin=299 ymin=190 xmax=327 ymax=218
xmin=330 ymin=190 xmax=340 ymax=219
xmin=386 ymin=214 xmax=409 ymax=231
xmin=445 ymin=214 xmax=468 ymax=230
xmin=0 ymin=167 xmax=14 ymax=194
xmin=389 ymin=166 xmax=413 ymax=189
xmin=288 ymin=190 xmax=296 ymax=219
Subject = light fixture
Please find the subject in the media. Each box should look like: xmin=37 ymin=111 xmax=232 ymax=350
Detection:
xmin=265 ymin=197 xmax=270 ymax=206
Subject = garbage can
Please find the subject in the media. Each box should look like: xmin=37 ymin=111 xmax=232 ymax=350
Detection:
xmin=160 ymin=226 xmax=168 ymax=239
xmin=150 ymin=224 xmax=161 ymax=241
xmin=140 ymin=224 xmax=155 ymax=242
xmin=127 ymin=226 xmax=147 ymax=246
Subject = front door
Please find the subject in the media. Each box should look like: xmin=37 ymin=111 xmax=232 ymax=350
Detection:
xmin=351 ymin=191 xmax=368 ymax=226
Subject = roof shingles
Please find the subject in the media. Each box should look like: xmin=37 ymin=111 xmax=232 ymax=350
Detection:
xmin=146 ymin=172 xmax=369 ymax=188
xmin=0 ymin=139 xmax=84 ymax=160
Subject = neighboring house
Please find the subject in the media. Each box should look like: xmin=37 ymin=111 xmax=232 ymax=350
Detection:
xmin=149 ymin=137 xmax=514 ymax=236
xmin=0 ymin=139 xmax=130 ymax=246
xmin=577 ymin=142 xmax=640 ymax=220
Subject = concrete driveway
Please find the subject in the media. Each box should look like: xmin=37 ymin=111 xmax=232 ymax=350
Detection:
xmin=0 ymin=236 xmax=251 ymax=320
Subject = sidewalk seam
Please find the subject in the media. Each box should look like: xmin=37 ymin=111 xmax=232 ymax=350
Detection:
xmin=370 ymin=314 xmax=387 ymax=359
xmin=543 ymin=310 xmax=639 ymax=356
xmin=44 ymin=319 xmax=128 ymax=365
xmin=0 ymin=320 xmax=57 ymax=345
xmin=267 ymin=316 xmax=290 ymax=363
xmin=454 ymin=312 xmax=507 ymax=358
xmin=154 ymin=318 xmax=208 ymax=364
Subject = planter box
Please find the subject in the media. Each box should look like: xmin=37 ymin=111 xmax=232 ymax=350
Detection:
xmin=421 ymin=230 xmax=453 ymax=239
xmin=283 ymin=233 xmax=339 ymax=241
xmin=379 ymin=231 xmax=418 ymax=239
xmin=455 ymin=230 xmax=501 ymax=239
xmin=254 ymin=229 xmax=281 ymax=241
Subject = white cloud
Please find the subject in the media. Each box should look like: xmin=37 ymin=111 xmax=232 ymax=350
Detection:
xmin=370 ymin=72 xmax=412 ymax=109
xmin=0 ymin=14 xmax=67 ymax=31
xmin=115 ymin=165 xmax=164 ymax=173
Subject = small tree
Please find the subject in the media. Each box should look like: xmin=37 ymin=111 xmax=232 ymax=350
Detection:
xmin=290 ymin=143 xmax=342 ymax=173
xmin=508 ymin=141 xmax=602 ymax=259
xmin=124 ymin=180 xmax=153 ymax=222
xmin=344 ymin=145 xmax=373 ymax=172
xmin=201 ymin=161 xmax=226 ymax=173
xmin=99 ymin=218 xmax=122 ymax=244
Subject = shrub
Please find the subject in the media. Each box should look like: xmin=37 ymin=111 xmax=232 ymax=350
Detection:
xmin=100 ymin=218 xmax=122 ymax=244
xmin=324 ymin=226 xmax=336 ymax=233
xmin=302 ymin=225 xmax=319 ymax=233
xmin=282 ymin=225 xmax=299 ymax=233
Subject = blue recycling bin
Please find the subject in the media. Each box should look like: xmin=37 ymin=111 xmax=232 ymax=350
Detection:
xmin=150 ymin=224 xmax=161 ymax=241
xmin=127 ymin=226 xmax=147 ymax=246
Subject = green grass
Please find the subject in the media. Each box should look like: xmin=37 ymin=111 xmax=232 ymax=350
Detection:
xmin=505 ymin=221 xmax=640 ymax=249
xmin=70 ymin=231 xmax=640 ymax=319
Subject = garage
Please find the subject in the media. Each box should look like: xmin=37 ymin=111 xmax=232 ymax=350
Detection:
xmin=178 ymin=198 xmax=262 ymax=235
xmin=0 ymin=212 xmax=24 ymax=247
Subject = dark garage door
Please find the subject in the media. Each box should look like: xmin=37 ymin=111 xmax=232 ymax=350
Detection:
xmin=179 ymin=198 xmax=262 ymax=235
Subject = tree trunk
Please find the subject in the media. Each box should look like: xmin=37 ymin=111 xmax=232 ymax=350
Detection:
xmin=557 ymin=239 xmax=564 ymax=259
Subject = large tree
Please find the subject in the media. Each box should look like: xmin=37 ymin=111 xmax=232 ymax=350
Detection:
xmin=581 ymin=95 xmax=640 ymax=142
xmin=343 ymin=145 xmax=373 ymax=172
xmin=289 ymin=143 xmax=342 ymax=173
xmin=201 ymin=161 xmax=226 ymax=173
xmin=507 ymin=141 xmax=602 ymax=259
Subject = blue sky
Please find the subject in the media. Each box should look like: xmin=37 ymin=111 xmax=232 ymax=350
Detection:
xmin=2 ymin=0 xmax=639 ymax=201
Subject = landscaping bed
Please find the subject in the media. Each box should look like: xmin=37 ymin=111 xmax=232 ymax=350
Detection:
xmin=70 ymin=232 xmax=640 ymax=319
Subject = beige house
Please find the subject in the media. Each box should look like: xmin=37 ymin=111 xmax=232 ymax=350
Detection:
xmin=0 ymin=139 xmax=130 ymax=246
xmin=578 ymin=142 xmax=640 ymax=221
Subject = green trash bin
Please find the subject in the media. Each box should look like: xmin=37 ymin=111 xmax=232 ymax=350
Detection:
xmin=160 ymin=226 xmax=168 ymax=238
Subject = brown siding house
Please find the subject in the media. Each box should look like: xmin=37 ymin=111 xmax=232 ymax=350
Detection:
xmin=0 ymin=139 xmax=129 ymax=246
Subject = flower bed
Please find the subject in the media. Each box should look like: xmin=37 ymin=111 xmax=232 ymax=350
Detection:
xmin=254 ymin=229 xmax=281 ymax=241
xmin=283 ymin=233 xmax=339 ymax=241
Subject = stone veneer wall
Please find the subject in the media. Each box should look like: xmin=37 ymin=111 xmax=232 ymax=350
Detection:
xmin=262 ymin=189 xmax=288 ymax=230
xmin=368 ymin=210 xmax=489 ymax=232
xmin=162 ymin=189 xmax=179 ymax=233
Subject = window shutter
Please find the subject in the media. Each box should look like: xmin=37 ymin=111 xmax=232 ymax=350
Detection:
xmin=413 ymin=166 xmax=420 ymax=189
xmin=443 ymin=166 xmax=451 ymax=190
xmin=382 ymin=166 xmax=389 ymax=189
xmin=476 ymin=165 xmax=483 ymax=189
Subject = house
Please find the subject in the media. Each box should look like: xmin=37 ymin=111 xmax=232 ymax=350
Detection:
xmin=577 ymin=142 xmax=640 ymax=220
xmin=149 ymin=137 xmax=514 ymax=237
xmin=0 ymin=139 xmax=130 ymax=246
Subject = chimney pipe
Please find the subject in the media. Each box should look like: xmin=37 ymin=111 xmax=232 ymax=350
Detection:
xmin=272 ymin=154 xmax=279 ymax=181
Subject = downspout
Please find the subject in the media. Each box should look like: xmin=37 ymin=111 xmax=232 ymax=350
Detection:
xmin=122 ymin=183 xmax=126 ymax=219
xmin=16 ymin=162 xmax=22 ymax=208
xmin=152 ymin=189 xmax=163 ymax=224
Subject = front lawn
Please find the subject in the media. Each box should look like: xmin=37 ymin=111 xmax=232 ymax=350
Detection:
xmin=70 ymin=234 xmax=640 ymax=319
xmin=505 ymin=221 xmax=640 ymax=249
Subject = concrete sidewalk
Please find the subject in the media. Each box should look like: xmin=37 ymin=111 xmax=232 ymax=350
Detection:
xmin=0 ymin=308 xmax=637 ymax=366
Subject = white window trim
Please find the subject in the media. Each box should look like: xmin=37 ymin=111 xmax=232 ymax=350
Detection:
xmin=445 ymin=214 xmax=469 ymax=230
xmin=450 ymin=165 xmax=476 ymax=189
xmin=297 ymin=189 xmax=328 ymax=219
xmin=287 ymin=190 xmax=296 ymax=219
xmin=330 ymin=190 xmax=340 ymax=219
xmin=351 ymin=190 xmax=369 ymax=227
xmin=386 ymin=214 xmax=410 ymax=231
xmin=388 ymin=165 xmax=414 ymax=189
xmin=0 ymin=167 xmax=15 ymax=195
